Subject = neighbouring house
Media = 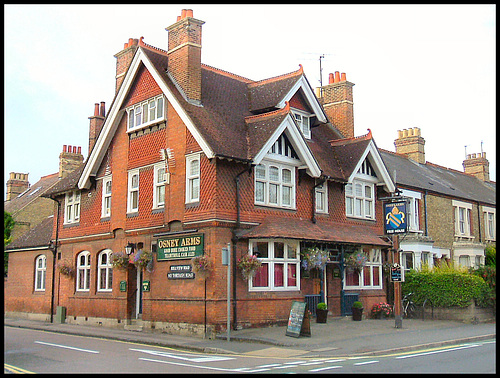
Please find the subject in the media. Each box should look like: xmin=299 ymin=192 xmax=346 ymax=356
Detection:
xmin=380 ymin=127 xmax=496 ymax=277
xmin=5 ymin=9 xmax=400 ymax=335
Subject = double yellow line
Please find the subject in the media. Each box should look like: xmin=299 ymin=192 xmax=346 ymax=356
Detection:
xmin=4 ymin=363 xmax=35 ymax=374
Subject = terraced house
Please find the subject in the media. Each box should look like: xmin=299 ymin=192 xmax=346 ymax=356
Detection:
xmin=6 ymin=9 xmax=402 ymax=336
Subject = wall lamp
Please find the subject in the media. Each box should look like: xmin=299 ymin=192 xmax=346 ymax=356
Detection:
xmin=125 ymin=242 xmax=136 ymax=255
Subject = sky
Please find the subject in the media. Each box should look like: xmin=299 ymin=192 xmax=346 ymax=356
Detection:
xmin=4 ymin=4 xmax=496 ymax=195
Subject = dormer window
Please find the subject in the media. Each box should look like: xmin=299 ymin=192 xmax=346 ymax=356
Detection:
xmin=126 ymin=95 xmax=165 ymax=132
xmin=292 ymin=110 xmax=311 ymax=139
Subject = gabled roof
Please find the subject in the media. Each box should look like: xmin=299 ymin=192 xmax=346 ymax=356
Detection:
xmin=43 ymin=164 xmax=84 ymax=198
xmin=380 ymin=149 xmax=496 ymax=205
xmin=4 ymin=173 xmax=59 ymax=214
xmin=5 ymin=215 xmax=54 ymax=251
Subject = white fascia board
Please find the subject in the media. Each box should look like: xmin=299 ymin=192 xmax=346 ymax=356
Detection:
xmin=347 ymin=140 xmax=396 ymax=193
xmin=78 ymin=47 xmax=214 ymax=189
xmin=277 ymin=76 xmax=327 ymax=123
xmin=253 ymin=115 xmax=321 ymax=177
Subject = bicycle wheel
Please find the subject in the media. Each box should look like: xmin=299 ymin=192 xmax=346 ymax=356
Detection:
xmin=406 ymin=303 xmax=416 ymax=319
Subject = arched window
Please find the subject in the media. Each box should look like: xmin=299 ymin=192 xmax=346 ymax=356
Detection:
xmin=34 ymin=255 xmax=47 ymax=291
xmin=98 ymin=249 xmax=113 ymax=292
xmin=76 ymin=251 xmax=91 ymax=291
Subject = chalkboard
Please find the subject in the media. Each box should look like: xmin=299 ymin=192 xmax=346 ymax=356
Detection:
xmin=285 ymin=301 xmax=311 ymax=338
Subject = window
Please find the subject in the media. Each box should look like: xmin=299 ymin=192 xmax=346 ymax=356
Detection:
xmin=153 ymin=163 xmax=167 ymax=209
xmin=459 ymin=255 xmax=470 ymax=268
xmin=452 ymin=200 xmax=472 ymax=238
xmin=254 ymin=162 xmax=295 ymax=209
xmin=64 ymin=190 xmax=81 ymax=224
xmin=483 ymin=206 xmax=495 ymax=241
xmin=401 ymin=252 xmax=414 ymax=272
xmin=475 ymin=255 xmax=483 ymax=268
xmin=401 ymin=189 xmax=421 ymax=232
xmin=34 ymin=255 xmax=46 ymax=291
xmin=344 ymin=249 xmax=382 ymax=289
xmin=345 ymin=180 xmax=375 ymax=219
xmin=76 ymin=251 xmax=91 ymax=292
xmin=186 ymin=154 xmax=200 ymax=203
xmin=127 ymin=169 xmax=139 ymax=213
xmin=292 ymin=110 xmax=311 ymax=139
xmin=97 ymin=250 xmax=113 ymax=292
xmin=249 ymin=240 xmax=300 ymax=291
xmin=126 ymin=95 xmax=165 ymax=132
xmin=101 ymin=176 xmax=112 ymax=218
xmin=421 ymin=252 xmax=431 ymax=268
xmin=315 ymin=180 xmax=328 ymax=214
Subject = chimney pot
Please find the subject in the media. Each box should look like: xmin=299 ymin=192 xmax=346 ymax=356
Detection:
xmin=181 ymin=9 xmax=187 ymax=19
xmin=177 ymin=15 xmax=181 ymax=21
xmin=94 ymin=103 xmax=99 ymax=116
xmin=185 ymin=9 xmax=193 ymax=18
xmin=77 ymin=146 xmax=81 ymax=154
xmin=334 ymin=71 xmax=340 ymax=83
xmin=329 ymin=73 xmax=334 ymax=84
xmin=63 ymin=145 xmax=67 ymax=153
xmin=100 ymin=101 xmax=105 ymax=117
xmin=341 ymin=72 xmax=346 ymax=81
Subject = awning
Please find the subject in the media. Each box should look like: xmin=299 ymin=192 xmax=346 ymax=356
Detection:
xmin=236 ymin=217 xmax=391 ymax=247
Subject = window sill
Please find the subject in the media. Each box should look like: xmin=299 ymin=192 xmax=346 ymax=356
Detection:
xmin=346 ymin=215 xmax=376 ymax=221
xmin=126 ymin=212 xmax=139 ymax=218
xmin=63 ymin=222 xmax=80 ymax=228
xmin=101 ymin=216 xmax=111 ymax=222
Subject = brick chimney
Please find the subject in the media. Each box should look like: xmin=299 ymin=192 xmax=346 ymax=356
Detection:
xmin=463 ymin=152 xmax=490 ymax=181
xmin=59 ymin=145 xmax=84 ymax=179
xmin=88 ymin=102 xmax=105 ymax=154
xmin=166 ymin=9 xmax=204 ymax=104
xmin=394 ymin=127 xmax=426 ymax=164
xmin=6 ymin=172 xmax=30 ymax=201
xmin=320 ymin=71 xmax=355 ymax=138
xmin=114 ymin=38 xmax=139 ymax=94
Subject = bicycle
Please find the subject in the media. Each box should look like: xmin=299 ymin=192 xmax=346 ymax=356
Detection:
xmin=393 ymin=292 xmax=416 ymax=318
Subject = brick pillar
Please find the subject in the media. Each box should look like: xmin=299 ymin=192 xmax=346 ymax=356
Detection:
xmin=6 ymin=172 xmax=30 ymax=201
xmin=114 ymin=38 xmax=139 ymax=94
xmin=166 ymin=9 xmax=205 ymax=104
xmin=321 ymin=72 xmax=355 ymax=138
xmin=394 ymin=127 xmax=426 ymax=164
xmin=463 ymin=152 xmax=490 ymax=181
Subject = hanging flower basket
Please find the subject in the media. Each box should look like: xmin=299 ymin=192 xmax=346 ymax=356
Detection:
xmin=56 ymin=259 xmax=75 ymax=278
xmin=132 ymin=249 xmax=154 ymax=273
xmin=300 ymin=247 xmax=329 ymax=271
xmin=110 ymin=251 xmax=130 ymax=270
xmin=345 ymin=251 xmax=368 ymax=272
xmin=191 ymin=255 xmax=211 ymax=277
xmin=237 ymin=254 xmax=262 ymax=281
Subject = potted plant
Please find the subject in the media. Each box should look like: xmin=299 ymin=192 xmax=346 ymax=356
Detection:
xmin=191 ymin=254 xmax=211 ymax=278
xmin=56 ymin=259 xmax=75 ymax=278
xmin=237 ymin=254 xmax=262 ymax=281
xmin=131 ymin=249 xmax=154 ymax=273
xmin=345 ymin=251 xmax=368 ymax=272
xmin=316 ymin=302 xmax=328 ymax=323
xmin=301 ymin=246 xmax=329 ymax=271
xmin=352 ymin=301 xmax=364 ymax=321
xmin=371 ymin=302 xmax=393 ymax=319
xmin=110 ymin=251 xmax=130 ymax=270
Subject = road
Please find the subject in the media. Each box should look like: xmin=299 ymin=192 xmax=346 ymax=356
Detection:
xmin=4 ymin=326 xmax=496 ymax=374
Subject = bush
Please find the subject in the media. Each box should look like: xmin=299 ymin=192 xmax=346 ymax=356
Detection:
xmin=403 ymin=262 xmax=492 ymax=308
xmin=352 ymin=301 xmax=363 ymax=309
xmin=485 ymin=244 xmax=496 ymax=267
xmin=470 ymin=265 xmax=496 ymax=308
xmin=317 ymin=302 xmax=327 ymax=310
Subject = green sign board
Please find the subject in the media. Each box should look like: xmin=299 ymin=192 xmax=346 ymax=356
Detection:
xmin=119 ymin=281 xmax=127 ymax=292
xmin=142 ymin=280 xmax=150 ymax=292
xmin=157 ymin=234 xmax=204 ymax=261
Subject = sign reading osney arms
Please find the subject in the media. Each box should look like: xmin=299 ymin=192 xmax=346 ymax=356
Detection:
xmin=157 ymin=234 xmax=204 ymax=261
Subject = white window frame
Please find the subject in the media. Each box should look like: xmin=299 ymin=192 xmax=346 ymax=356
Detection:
xmin=400 ymin=189 xmax=421 ymax=232
xmin=458 ymin=255 xmax=471 ymax=268
xmin=248 ymin=239 xmax=300 ymax=292
xmin=452 ymin=200 xmax=473 ymax=238
xmin=153 ymin=163 xmax=167 ymax=209
xmin=101 ymin=176 xmax=112 ymax=218
xmin=186 ymin=153 xmax=201 ymax=204
xmin=315 ymin=180 xmax=328 ymax=214
xmin=76 ymin=251 xmax=91 ymax=292
xmin=254 ymin=161 xmax=296 ymax=209
xmin=127 ymin=169 xmax=139 ymax=213
xmin=345 ymin=179 xmax=375 ymax=220
xmin=34 ymin=255 xmax=46 ymax=291
xmin=126 ymin=95 xmax=165 ymax=132
xmin=64 ymin=190 xmax=81 ymax=224
xmin=97 ymin=249 xmax=113 ymax=292
xmin=292 ymin=109 xmax=311 ymax=139
xmin=483 ymin=206 xmax=496 ymax=241
xmin=344 ymin=248 xmax=383 ymax=290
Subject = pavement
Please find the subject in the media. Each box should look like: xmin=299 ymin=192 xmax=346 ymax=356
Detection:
xmin=4 ymin=315 xmax=495 ymax=358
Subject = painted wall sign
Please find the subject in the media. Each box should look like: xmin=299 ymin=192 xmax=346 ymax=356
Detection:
xmin=167 ymin=272 xmax=195 ymax=280
xmin=384 ymin=201 xmax=408 ymax=234
xmin=157 ymin=234 xmax=204 ymax=261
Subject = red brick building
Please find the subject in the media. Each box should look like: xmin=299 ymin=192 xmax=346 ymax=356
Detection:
xmin=5 ymin=9 xmax=397 ymax=336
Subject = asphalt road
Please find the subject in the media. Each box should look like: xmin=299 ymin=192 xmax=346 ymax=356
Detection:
xmin=4 ymin=326 xmax=496 ymax=374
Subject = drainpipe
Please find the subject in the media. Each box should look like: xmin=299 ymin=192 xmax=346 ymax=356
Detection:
xmin=231 ymin=164 xmax=253 ymax=330
xmin=423 ymin=190 xmax=429 ymax=236
xmin=312 ymin=178 xmax=326 ymax=224
xmin=49 ymin=198 xmax=61 ymax=323
xmin=476 ymin=201 xmax=482 ymax=243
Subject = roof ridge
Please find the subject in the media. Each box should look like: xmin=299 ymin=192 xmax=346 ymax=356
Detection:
xmin=202 ymin=63 xmax=253 ymax=83
xmin=244 ymin=101 xmax=290 ymax=123
xmin=329 ymin=129 xmax=372 ymax=146
xmin=247 ymin=65 xmax=303 ymax=88
xmin=40 ymin=172 xmax=58 ymax=180
xmin=138 ymin=37 xmax=169 ymax=55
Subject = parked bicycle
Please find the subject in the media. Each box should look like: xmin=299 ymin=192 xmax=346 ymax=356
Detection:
xmin=393 ymin=292 xmax=416 ymax=318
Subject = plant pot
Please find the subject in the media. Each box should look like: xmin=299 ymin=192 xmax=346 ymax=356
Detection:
xmin=316 ymin=309 xmax=328 ymax=323
xmin=352 ymin=307 xmax=363 ymax=321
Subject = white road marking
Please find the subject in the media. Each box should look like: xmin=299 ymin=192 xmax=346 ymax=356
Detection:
xmin=129 ymin=348 xmax=234 ymax=362
xmin=139 ymin=357 xmax=239 ymax=372
xmin=354 ymin=360 xmax=379 ymax=366
xmin=396 ymin=344 xmax=481 ymax=359
xmin=309 ymin=365 xmax=343 ymax=372
xmin=34 ymin=341 xmax=99 ymax=354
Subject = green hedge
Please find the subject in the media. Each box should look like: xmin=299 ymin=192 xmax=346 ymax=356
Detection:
xmin=402 ymin=266 xmax=492 ymax=308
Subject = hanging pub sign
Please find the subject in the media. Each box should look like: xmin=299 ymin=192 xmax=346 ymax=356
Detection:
xmin=157 ymin=234 xmax=204 ymax=261
xmin=384 ymin=201 xmax=408 ymax=234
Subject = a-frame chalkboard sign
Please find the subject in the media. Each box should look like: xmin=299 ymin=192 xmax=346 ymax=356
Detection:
xmin=285 ymin=301 xmax=311 ymax=338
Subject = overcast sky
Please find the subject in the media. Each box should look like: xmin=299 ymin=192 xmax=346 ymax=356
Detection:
xmin=4 ymin=4 xmax=496 ymax=195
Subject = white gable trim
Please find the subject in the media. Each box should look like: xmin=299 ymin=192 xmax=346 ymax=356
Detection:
xmin=78 ymin=47 xmax=214 ymax=189
xmin=253 ymin=114 xmax=321 ymax=178
xmin=348 ymin=140 xmax=395 ymax=193
xmin=277 ymin=75 xmax=327 ymax=123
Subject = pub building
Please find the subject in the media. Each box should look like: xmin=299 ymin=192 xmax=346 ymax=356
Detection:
xmin=4 ymin=9 xmax=397 ymax=337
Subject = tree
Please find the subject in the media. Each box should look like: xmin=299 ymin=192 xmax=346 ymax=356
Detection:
xmin=485 ymin=243 xmax=496 ymax=267
xmin=4 ymin=211 xmax=15 ymax=275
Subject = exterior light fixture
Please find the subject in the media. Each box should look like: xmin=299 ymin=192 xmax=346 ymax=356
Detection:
xmin=125 ymin=242 xmax=136 ymax=255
